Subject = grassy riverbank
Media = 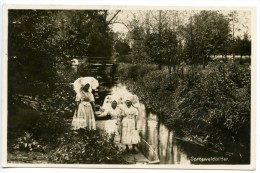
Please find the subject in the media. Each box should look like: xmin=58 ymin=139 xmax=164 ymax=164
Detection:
xmin=118 ymin=62 xmax=250 ymax=163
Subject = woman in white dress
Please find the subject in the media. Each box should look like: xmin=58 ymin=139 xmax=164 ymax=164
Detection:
xmin=71 ymin=83 xmax=96 ymax=130
xmin=98 ymin=98 xmax=123 ymax=142
xmin=121 ymin=96 xmax=140 ymax=153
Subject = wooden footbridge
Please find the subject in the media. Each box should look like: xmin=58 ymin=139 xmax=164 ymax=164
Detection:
xmin=83 ymin=56 xmax=119 ymax=84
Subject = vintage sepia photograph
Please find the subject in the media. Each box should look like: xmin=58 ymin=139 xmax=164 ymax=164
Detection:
xmin=2 ymin=4 xmax=256 ymax=169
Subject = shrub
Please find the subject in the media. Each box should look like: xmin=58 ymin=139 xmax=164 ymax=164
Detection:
xmin=8 ymin=83 xmax=74 ymax=151
xmin=77 ymin=62 xmax=93 ymax=77
xmin=117 ymin=62 xmax=250 ymax=156
xmin=39 ymin=84 xmax=76 ymax=119
xmin=31 ymin=113 xmax=71 ymax=147
xmin=49 ymin=128 xmax=126 ymax=164
xmin=118 ymin=63 xmax=158 ymax=81
xmin=12 ymin=132 xmax=46 ymax=152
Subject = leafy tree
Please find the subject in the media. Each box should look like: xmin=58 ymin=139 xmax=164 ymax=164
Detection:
xmin=234 ymin=33 xmax=251 ymax=63
xmin=8 ymin=10 xmax=60 ymax=98
xmin=126 ymin=10 xmax=183 ymax=71
xmin=56 ymin=10 xmax=117 ymax=58
xmin=128 ymin=23 xmax=149 ymax=64
xmin=184 ymin=11 xmax=230 ymax=68
xmin=114 ymin=40 xmax=131 ymax=55
xmin=8 ymin=10 xmax=120 ymax=99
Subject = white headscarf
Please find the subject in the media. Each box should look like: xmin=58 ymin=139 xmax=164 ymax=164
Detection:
xmin=124 ymin=94 xmax=140 ymax=109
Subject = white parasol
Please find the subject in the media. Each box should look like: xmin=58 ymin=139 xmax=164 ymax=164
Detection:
xmin=73 ymin=77 xmax=99 ymax=95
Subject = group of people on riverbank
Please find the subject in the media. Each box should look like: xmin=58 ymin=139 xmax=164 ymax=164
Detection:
xmin=71 ymin=79 xmax=140 ymax=153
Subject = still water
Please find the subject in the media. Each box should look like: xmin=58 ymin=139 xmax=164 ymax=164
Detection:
xmin=137 ymin=103 xmax=191 ymax=164
xmin=97 ymin=83 xmax=242 ymax=164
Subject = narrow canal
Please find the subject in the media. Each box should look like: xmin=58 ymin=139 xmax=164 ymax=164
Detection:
xmin=96 ymin=82 xmax=247 ymax=164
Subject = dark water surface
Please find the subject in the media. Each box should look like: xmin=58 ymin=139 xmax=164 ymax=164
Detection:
xmin=97 ymin=83 xmax=249 ymax=165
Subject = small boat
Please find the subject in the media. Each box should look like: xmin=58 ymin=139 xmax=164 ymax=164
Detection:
xmin=96 ymin=93 xmax=160 ymax=164
xmin=137 ymin=137 xmax=160 ymax=164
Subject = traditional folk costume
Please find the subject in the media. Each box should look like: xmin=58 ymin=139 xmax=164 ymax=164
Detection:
xmin=99 ymin=96 xmax=123 ymax=143
xmin=71 ymin=90 xmax=96 ymax=130
xmin=121 ymin=96 xmax=140 ymax=145
xmin=71 ymin=77 xmax=99 ymax=130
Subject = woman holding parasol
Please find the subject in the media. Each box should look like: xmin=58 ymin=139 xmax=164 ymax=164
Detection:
xmin=71 ymin=77 xmax=99 ymax=130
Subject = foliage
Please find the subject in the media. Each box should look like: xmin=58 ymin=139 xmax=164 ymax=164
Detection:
xmin=8 ymin=105 xmax=70 ymax=150
xmin=12 ymin=132 xmax=46 ymax=152
xmin=38 ymin=83 xmax=76 ymax=119
xmin=118 ymin=62 xmax=250 ymax=157
xmin=8 ymin=85 xmax=73 ymax=149
xmin=131 ymin=40 xmax=151 ymax=64
xmin=117 ymin=63 xmax=158 ymax=81
xmin=8 ymin=10 xmax=118 ymax=102
xmin=184 ymin=11 xmax=230 ymax=67
xmin=227 ymin=11 xmax=250 ymax=60
xmin=234 ymin=33 xmax=251 ymax=61
xmin=127 ymin=11 xmax=181 ymax=66
xmin=124 ymin=10 xmax=249 ymax=69
xmin=114 ymin=40 xmax=131 ymax=55
xmin=8 ymin=10 xmax=60 ymax=98
xmin=58 ymin=10 xmax=114 ymax=57
xmin=31 ymin=113 xmax=71 ymax=145
xmin=32 ymin=82 xmax=75 ymax=145
xmin=49 ymin=129 xmax=126 ymax=164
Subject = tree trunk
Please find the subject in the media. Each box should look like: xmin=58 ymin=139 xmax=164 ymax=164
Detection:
xmin=203 ymin=56 xmax=206 ymax=69
xmin=168 ymin=59 xmax=172 ymax=86
xmin=158 ymin=10 xmax=163 ymax=70
xmin=225 ymin=53 xmax=228 ymax=62
xmin=232 ymin=23 xmax=235 ymax=61
xmin=181 ymin=66 xmax=184 ymax=78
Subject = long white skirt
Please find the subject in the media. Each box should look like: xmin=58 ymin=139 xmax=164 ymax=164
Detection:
xmin=104 ymin=119 xmax=121 ymax=143
xmin=71 ymin=102 xmax=96 ymax=130
xmin=121 ymin=118 xmax=140 ymax=145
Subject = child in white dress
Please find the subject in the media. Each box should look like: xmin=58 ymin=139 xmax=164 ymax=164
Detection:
xmin=121 ymin=96 xmax=140 ymax=153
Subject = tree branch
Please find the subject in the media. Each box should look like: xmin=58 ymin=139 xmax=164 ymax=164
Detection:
xmin=106 ymin=10 xmax=121 ymax=25
xmin=110 ymin=21 xmax=132 ymax=32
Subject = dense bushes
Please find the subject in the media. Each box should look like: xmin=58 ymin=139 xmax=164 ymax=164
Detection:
xmin=17 ymin=77 xmax=76 ymax=147
xmin=8 ymin=63 xmax=128 ymax=164
xmin=49 ymin=129 xmax=126 ymax=164
xmin=118 ymin=62 xmax=251 ymax=157
xmin=31 ymin=114 xmax=71 ymax=145
xmin=8 ymin=105 xmax=71 ymax=152
xmin=38 ymin=84 xmax=76 ymax=119
xmin=118 ymin=63 xmax=158 ymax=81
xmin=12 ymin=132 xmax=46 ymax=153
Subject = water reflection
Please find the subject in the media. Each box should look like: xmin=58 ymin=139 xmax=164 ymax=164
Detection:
xmin=100 ymin=83 xmax=243 ymax=164
xmin=105 ymin=84 xmax=191 ymax=164
xmin=138 ymin=106 xmax=191 ymax=164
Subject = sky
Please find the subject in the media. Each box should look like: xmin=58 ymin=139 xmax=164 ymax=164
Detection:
xmin=110 ymin=9 xmax=252 ymax=38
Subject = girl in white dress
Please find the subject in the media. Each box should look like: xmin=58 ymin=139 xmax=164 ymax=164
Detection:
xmin=71 ymin=83 xmax=96 ymax=130
xmin=121 ymin=96 xmax=140 ymax=153
xmin=98 ymin=97 xmax=123 ymax=142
